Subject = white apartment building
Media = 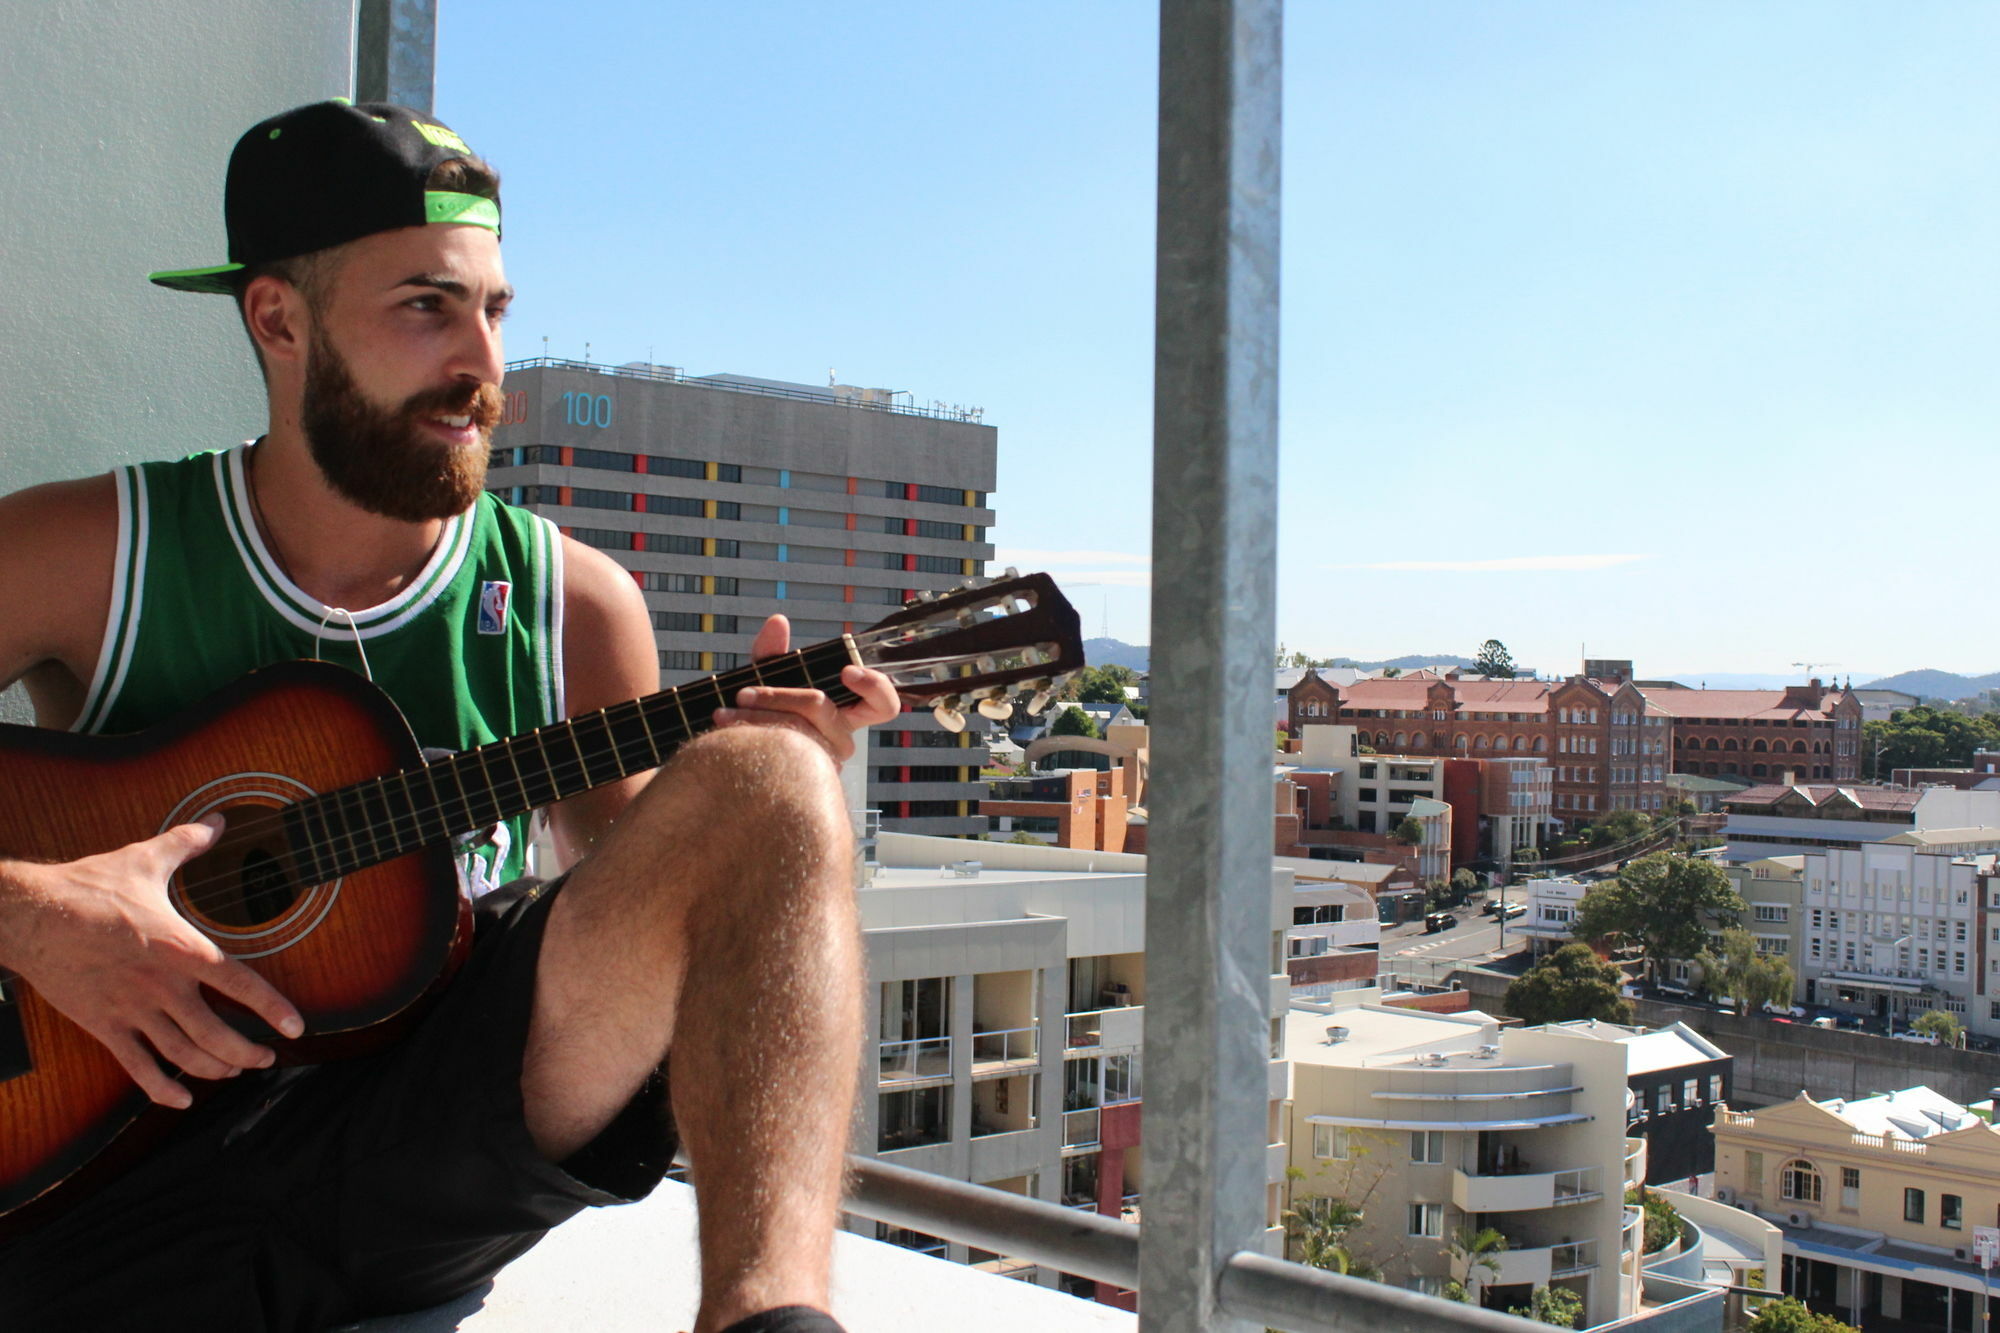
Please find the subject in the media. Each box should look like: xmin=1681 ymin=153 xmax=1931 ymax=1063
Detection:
xmin=1284 ymin=999 xmax=1747 ymax=1328
xmin=855 ymin=832 xmax=1294 ymax=1301
xmin=1798 ymin=834 xmax=2000 ymax=1032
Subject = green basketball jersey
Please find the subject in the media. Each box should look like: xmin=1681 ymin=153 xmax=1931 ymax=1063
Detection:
xmin=72 ymin=444 xmax=566 ymax=892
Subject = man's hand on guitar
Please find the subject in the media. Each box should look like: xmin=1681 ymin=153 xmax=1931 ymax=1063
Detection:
xmin=0 ymin=816 xmax=304 ymax=1109
xmin=712 ymin=615 xmax=902 ymax=762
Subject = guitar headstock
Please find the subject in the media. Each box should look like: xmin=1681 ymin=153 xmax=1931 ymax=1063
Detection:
xmin=856 ymin=570 xmax=1085 ymax=731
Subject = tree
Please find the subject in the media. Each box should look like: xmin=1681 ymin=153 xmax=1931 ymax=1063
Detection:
xmin=1628 ymin=1186 xmax=1684 ymax=1254
xmin=1049 ymin=705 xmax=1100 ymax=741
xmin=1505 ymin=944 xmax=1634 ymax=1025
xmin=1472 ymin=639 xmax=1517 ymax=679
xmin=1863 ymin=706 xmax=2000 ymax=778
xmin=1281 ymin=1196 xmax=1377 ymax=1279
xmin=1381 ymin=666 xmax=1403 ymax=679
xmin=1746 ymin=1296 xmax=1858 ymax=1333
xmin=1450 ymin=1226 xmax=1509 ymax=1304
xmin=1593 ymin=808 xmax=1653 ymax=848
xmin=1510 ymin=1287 xmax=1584 ymax=1328
xmin=1912 ymin=1008 xmax=1964 ymax=1046
xmin=1071 ymin=663 xmax=1139 ymax=706
xmin=1697 ymin=928 xmax=1796 ymax=1014
xmin=1389 ymin=815 xmax=1424 ymax=846
xmin=1451 ymin=868 xmax=1481 ymax=904
xmin=1571 ymin=852 xmax=1743 ymax=983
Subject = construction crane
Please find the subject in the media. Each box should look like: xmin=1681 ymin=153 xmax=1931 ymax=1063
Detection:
xmin=1792 ymin=660 xmax=1838 ymax=679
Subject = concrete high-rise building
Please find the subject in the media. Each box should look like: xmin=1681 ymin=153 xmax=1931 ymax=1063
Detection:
xmin=489 ymin=358 xmax=999 ymax=836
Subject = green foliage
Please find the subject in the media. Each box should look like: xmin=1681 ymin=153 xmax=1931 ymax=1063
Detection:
xmin=1505 ymin=943 xmax=1634 ymax=1025
xmin=1424 ymin=878 xmax=1453 ymax=910
xmin=1746 ymin=1296 xmax=1859 ymax=1333
xmin=1072 ymin=664 xmax=1139 ymax=707
xmin=1281 ymin=1197 xmax=1378 ymax=1279
xmin=1390 ymin=815 xmax=1425 ymax=846
xmin=1863 ymin=706 xmax=2000 ymax=778
xmin=1573 ymin=853 xmax=1744 ymax=981
xmin=1697 ymin=927 xmax=1796 ymax=1013
xmin=1049 ymin=705 xmax=1101 ymax=740
xmin=1912 ymin=1008 xmax=1964 ymax=1045
xmin=1626 ymin=1186 xmax=1684 ymax=1254
xmin=1450 ymin=1225 xmax=1510 ymax=1297
xmin=1509 ymin=1286 xmax=1584 ymax=1328
xmin=1473 ymin=638 xmax=1517 ymax=679
xmin=1451 ymin=867 xmax=1481 ymax=901
xmin=1381 ymin=665 xmax=1402 ymax=678
xmin=1593 ymin=808 xmax=1653 ymax=847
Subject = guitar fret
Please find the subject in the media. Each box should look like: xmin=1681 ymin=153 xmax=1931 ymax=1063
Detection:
xmin=564 ymin=725 xmax=591 ymax=798
xmin=390 ymin=772 xmax=422 ymax=855
xmin=416 ymin=763 xmax=455 ymax=843
xmin=445 ymin=754 xmax=479 ymax=836
xmin=603 ymin=702 xmax=658 ymax=773
xmin=334 ymin=785 xmax=375 ymax=874
xmin=530 ymin=728 xmax=576 ymax=803
xmin=500 ymin=734 xmax=560 ymax=811
xmin=465 ymin=748 xmax=506 ymax=831
xmin=583 ymin=710 xmax=629 ymax=780
xmin=356 ymin=779 xmax=400 ymax=863
xmin=279 ymin=804 xmax=324 ymax=888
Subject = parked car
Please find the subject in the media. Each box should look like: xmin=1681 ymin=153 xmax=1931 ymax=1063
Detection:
xmin=1762 ymin=1001 xmax=1807 ymax=1019
xmin=1497 ymin=902 xmax=1527 ymax=921
xmin=1655 ymin=981 xmax=1697 ymax=1002
xmin=1424 ymin=911 xmax=1458 ymax=934
xmin=1890 ymin=1030 xmax=1940 ymax=1045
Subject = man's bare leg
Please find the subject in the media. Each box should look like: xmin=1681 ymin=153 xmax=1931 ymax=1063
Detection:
xmin=521 ymin=725 xmax=861 ymax=1332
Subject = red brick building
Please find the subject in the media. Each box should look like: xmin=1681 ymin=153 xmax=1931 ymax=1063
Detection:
xmin=1647 ymin=680 xmax=1861 ymax=783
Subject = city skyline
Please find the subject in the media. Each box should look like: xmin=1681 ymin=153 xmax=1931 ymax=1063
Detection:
xmin=438 ymin=4 xmax=1999 ymax=675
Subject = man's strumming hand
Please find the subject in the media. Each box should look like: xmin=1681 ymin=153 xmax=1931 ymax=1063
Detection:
xmin=711 ymin=615 xmax=901 ymax=763
xmin=0 ymin=816 xmax=304 ymax=1108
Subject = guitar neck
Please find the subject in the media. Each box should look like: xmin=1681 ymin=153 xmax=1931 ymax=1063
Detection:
xmin=284 ymin=637 xmax=862 ymax=883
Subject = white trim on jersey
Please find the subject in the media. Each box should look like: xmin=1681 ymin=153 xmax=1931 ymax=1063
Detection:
xmin=72 ymin=466 xmax=149 ymax=735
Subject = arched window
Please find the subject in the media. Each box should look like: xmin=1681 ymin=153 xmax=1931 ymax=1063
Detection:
xmin=1375 ymin=731 xmax=1388 ymax=747
xmin=1705 ymin=738 xmax=1720 ymax=751
xmin=1455 ymin=734 xmax=1470 ymax=750
xmin=1780 ymin=1159 xmax=1823 ymax=1204
xmin=1533 ymin=737 xmax=1547 ymax=753
xmin=1473 ymin=735 xmax=1489 ymax=750
xmin=1752 ymin=764 xmax=1768 ymax=777
xmin=1723 ymin=739 xmax=1739 ymax=752
xmin=1792 ymin=741 xmax=1808 ymax=754
xmin=1672 ymin=736 xmax=1683 ymax=749
xmin=1394 ymin=732 xmax=1407 ymax=749
xmin=1752 ymin=739 xmax=1768 ymax=753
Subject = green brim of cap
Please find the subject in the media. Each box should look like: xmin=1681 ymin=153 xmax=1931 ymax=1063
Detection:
xmin=148 ymin=263 xmax=245 ymax=295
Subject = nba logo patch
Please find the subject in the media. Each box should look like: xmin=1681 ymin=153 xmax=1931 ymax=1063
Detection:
xmin=477 ymin=581 xmax=512 ymax=635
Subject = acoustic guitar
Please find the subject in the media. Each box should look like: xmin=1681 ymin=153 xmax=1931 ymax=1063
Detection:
xmin=0 ymin=571 xmax=1081 ymax=1236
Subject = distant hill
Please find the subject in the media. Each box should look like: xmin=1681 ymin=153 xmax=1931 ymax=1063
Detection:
xmin=1859 ymin=669 xmax=2000 ymax=702
xmin=1083 ymin=638 xmax=1151 ymax=672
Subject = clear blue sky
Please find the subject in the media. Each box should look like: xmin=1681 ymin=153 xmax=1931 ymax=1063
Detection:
xmin=437 ymin=3 xmax=1999 ymax=681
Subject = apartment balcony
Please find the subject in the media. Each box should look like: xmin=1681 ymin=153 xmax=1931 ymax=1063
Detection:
xmin=1451 ymin=1166 xmax=1603 ymax=1214
xmin=1489 ymin=1238 xmax=1598 ymax=1287
xmin=879 ymin=1036 xmax=952 ymax=1085
xmin=969 ymin=1026 xmax=1039 ymax=1076
xmin=1062 ymin=1108 xmax=1102 ymax=1153
xmin=1066 ymin=1004 xmax=1144 ymax=1052
xmin=1624 ymin=1136 xmax=1647 ymax=1188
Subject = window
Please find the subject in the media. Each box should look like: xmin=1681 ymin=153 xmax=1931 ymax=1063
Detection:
xmin=1407 ymin=1202 xmax=1442 ymax=1238
xmin=1780 ymin=1160 xmax=1822 ymax=1203
xmin=1943 ymin=1194 xmax=1964 ymax=1230
xmin=1841 ymin=1167 xmax=1859 ymax=1210
xmin=571 ymin=447 xmax=632 ymax=471
xmin=651 ymin=494 xmax=704 ymax=518
xmin=1408 ymin=1131 xmax=1445 ymax=1164
xmin=649 ymin=454 xmax=706 ymax=479
xmin=1683 ymin=1079 xmax=1699 ymax=1105
xmin=1709 ymin=1075 xmax=1723 ymax=1102
xmin=1312 ymin=1124 xmax=1349 ymax=1160
xmin=713 ymin=576 xmax=738 ymax=596
xmin=913 ymin=483 xmax=965 ymax=505
xmin=646 ymin=572 xmax=704 ymax=594
xmin=1753 ymin=904 xmax=1788 ymax=923
xmin=660 ymin=650 xmax=699 ymax=671
xmin=1905 ymin=1188 xmax=1925 ymax=1223
xmin=654 ymin=611 xmax=702 ymax=632
xmin=651 ymin=533 xmax=703 ymax=556
xmin=713 ymin=539 xmax=740 ymax=558
xmin=915 ymin=555 xmax=961 ymax=575
xmin=915 ymin=519 xmax=962 ymax=540
xmin=568 ymin=527 xmax=633 ymax=551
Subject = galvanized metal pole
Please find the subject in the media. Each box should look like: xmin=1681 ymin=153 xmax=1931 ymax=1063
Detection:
xmin=1141 ymin=0 xmax=1282 ymax=1329
xmin=354 ymin=0 xmax=437 ymax=113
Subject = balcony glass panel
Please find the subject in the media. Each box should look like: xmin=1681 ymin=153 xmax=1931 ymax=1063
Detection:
xmin=879 ymin=1036 xmax=952 ymax=1084
xmin=969 ymin=1026 xmax=1039 ymax=1072
xmin=1063 ymin=1107 xmax=1102 ymax=1150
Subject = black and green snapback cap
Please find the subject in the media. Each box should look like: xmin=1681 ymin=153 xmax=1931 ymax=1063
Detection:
xmin=150 ymin=99 xmax=500 ymax=295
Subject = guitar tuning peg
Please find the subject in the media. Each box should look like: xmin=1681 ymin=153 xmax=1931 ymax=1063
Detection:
xmin=917 ymin=590 xmax=937 ymax=604
xmin=1024 ymin=678 xmax=1057 ymax=715
xmin=977 ymin=690 xmax=1014 ymax=721
xmin=933 ymin=700 xmax=967 ymax=732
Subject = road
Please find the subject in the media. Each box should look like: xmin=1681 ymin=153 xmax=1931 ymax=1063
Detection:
xmin=1377 ymin=909 xmax=1525 ymax=985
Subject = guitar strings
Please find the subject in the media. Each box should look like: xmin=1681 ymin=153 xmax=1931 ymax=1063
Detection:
xmin=168 ymin=633 xmax=903 ymax=909
xmin=172 ymin=608 xmax=1041 ymax=912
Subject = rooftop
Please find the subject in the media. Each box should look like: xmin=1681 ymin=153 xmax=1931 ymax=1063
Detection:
xmin=1543 ymin=1020 xmax=1728 ymax=1075
xmin=1640 ymin=685 xmax=1849 ymax=721
xmin=1284 ymin=1001 xmax=1499 ymax=1069
xmin=1813 ymin=1086 xmax=1991 ymax=1140
xmin=1725 ymin=784 xmax=1923 ymax=813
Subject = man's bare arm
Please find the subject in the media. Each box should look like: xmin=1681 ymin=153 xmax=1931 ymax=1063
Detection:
xmin=0 ymin=474 xmax=302 ymax=1105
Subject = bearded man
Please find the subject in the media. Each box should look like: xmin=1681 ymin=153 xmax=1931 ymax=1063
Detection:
xmin=0 ymin=100 xmax=898 ymax=1333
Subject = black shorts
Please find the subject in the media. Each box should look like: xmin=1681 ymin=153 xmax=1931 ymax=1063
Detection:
xmin=0 ymin=877 xmax=677 ymax=1332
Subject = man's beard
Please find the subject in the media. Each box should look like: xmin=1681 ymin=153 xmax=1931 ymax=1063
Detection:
xmin=300 ymin=328 xmax=503 ymax=522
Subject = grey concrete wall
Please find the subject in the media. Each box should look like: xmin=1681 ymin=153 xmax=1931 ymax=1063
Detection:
xmin=0 ymin=1 xmax=356 ymax=723
xmin=1457 ymin=967 xmax=2000 ymax=1108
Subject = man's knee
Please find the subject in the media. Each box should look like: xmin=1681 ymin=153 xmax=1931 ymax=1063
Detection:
xmin=621 ymin=726 xmax=852 ymax=877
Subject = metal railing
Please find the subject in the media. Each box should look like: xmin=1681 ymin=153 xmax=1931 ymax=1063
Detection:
xmin=877 ymin=1036 xmax=952 ymax=1083
xmin=969 ymin=1026 xmax=1039 ymax=1068
xmin=1551 ymin=1240 xmax=1597 ymax=1276
xmin=1063 ymin=1107 xmax=1103 ymax=1150
xmin=1552 ymin=1167 xmax=1601 ymax=1203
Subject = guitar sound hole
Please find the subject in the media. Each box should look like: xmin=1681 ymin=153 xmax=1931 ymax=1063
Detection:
xmin=211 ymin=848 xmax=301 ymax=929
xmin=0 ymin=977 xmax=29 ymax=1084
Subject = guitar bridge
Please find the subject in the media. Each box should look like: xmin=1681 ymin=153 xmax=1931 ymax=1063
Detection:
xmin=0 ymin=970 xmax=28 ymax=1084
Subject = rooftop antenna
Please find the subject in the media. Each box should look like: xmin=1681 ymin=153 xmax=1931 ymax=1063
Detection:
xmin=829 ymin=368 xmax=838 ymax=387
xmin=584 ymin=342 xmax=591 ymax=364
xmin=541 ymin=335 xmax=549 ymax=358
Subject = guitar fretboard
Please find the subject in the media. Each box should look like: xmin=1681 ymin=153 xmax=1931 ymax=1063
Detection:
xmin=278 ymin=639 xmax=861 ymax=884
